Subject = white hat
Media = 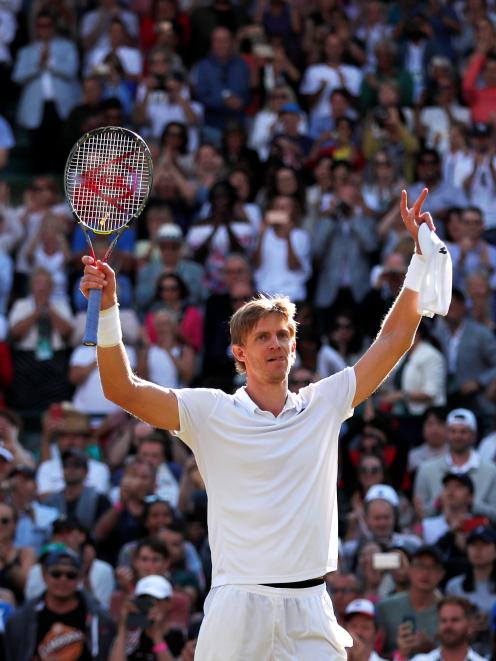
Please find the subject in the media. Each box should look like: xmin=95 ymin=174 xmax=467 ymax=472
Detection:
xmin=345 ymin=599 xmax=375 ymax=619
xmin=0 ymin=446 xmax=14 ymax=463
xmin=156 ymin=223 xmax=183 ymax=243
xmin=446 ymin=408 xmax=477 ymax=432
xmin=135 ymin=575 xmax=173 ymax=600
xmin=365 ymin=484 xmax=399 ymax=507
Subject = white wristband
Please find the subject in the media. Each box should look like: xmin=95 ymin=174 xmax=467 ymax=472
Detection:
xmin=404 ymin=253 xmax=426 ymax=293
xmin=97 ymin=304 xmax=122 ymax=347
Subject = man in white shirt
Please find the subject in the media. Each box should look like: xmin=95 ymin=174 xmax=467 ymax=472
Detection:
xmin=36 ymin=408 xmax=110 ymax=497
xmin=409 ymin=596 xmax=487 ymax=661
xmin=80 ymin=188 xmax=444 ymax=659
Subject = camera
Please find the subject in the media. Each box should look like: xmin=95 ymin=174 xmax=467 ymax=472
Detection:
xmin=335 ymin=201 xmax=352 ymax=217
xmin=126 ymin=595 xmax=155 ymax=629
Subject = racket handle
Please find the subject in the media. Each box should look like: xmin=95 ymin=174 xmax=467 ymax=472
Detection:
xmin=83 ymin=288 xmax=103 ymax=346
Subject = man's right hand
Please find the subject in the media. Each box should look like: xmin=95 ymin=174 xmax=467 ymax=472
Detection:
xmin=80 ymin=256 xmax=117 ymax=310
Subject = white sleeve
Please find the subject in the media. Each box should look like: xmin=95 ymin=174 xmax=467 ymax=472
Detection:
xmin=311 ymin=366 xmax=356 ymax=422
xmin=173 ymin=388 xmax=224 ymax=452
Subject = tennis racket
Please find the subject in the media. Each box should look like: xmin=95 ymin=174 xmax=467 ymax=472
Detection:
xmin=64 ymin=126 xmax=153 ymax=346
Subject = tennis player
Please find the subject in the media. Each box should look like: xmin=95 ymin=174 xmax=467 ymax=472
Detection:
xmin=80 ymin=189 xmax=446 ymax=660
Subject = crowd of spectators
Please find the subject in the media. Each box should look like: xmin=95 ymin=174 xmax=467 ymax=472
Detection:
xmin=1 ymin=0 xmax=496 ymax=658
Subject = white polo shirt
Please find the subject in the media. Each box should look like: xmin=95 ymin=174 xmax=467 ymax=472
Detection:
xmin=174 ymin=367 xmax=355 ymax=587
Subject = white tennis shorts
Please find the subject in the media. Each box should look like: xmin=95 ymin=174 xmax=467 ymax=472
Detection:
xmin=194 ymin=583 xmax=353 ymax=660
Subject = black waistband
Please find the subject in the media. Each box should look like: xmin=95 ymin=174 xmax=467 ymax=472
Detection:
xmin=260 ymin=578 xmax=325 ymax=589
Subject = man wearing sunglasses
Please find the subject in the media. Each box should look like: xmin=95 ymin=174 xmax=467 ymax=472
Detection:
xmin=3 ymin=547 xmax=115 ymax=660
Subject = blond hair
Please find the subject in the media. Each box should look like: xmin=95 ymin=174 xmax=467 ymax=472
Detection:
xmin=230 ymin=294 xmax=297 ymax=374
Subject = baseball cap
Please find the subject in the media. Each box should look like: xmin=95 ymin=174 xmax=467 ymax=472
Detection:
xmin=467 ymin=525 xmax=496 ymax=545
xmin=41 ymin=546 xmax=82 ymax=570
xmin=0 ymin=446 xmax=14 ymax=463
xmin=411 ymin=544 xmax=444 ymax=566
xmin=365 ymin=484 xmax=399 ymax=507
xmin=345 ymin=599 xmax=375 ymax=619
xmin=61 ymin=448 xmax=88 ymax=467
xmin=135 ymin=575 xmax=173 ymax=600
xmin=279 ymin=102 xmax=301 ymax=115
xmin=9 ymin=464 xmax=36 ymax=479
xmin=442 ymin=472 xmax=474 ymax=494
xmin=446 ymin=408 xmax=477 ymax=432
xmin=156 ymin=223 xmax=183 ymax=243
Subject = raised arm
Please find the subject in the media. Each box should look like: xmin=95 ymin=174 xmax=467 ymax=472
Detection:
xmin=352 ymin=188 xmax=435 ymax=407
xmin=80 ymin=257 xmax=180 ymax=430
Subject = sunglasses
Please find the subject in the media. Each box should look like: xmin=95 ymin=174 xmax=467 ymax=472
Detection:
xmin=0 ymin=517 xmax=12 ymax=525
xmin=359 ymin=465 xmax=382 ymax=474
xmin=48 ymin=569 xmax=79 ymax=580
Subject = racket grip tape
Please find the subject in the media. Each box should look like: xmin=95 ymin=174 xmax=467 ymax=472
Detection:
xmin=83 ymin=288 xmax=103 ymax=346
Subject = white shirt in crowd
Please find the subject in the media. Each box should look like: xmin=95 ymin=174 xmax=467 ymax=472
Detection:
xmin=299 ymin=63 xmax=362 ymax=122
xmin=411 ymin=647 xmax=487 ymax=661
xmin=36 ymin=456 xmax=111 ymax=496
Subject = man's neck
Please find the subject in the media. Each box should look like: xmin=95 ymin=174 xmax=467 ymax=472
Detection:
xmin=408 ymin=586 xmax=437 ymax=610
xmin=474 ymin=564 xmax=492 ymax=582
xmin=450 ymin=449 xmax=471 ymax=466
xmin=45 ymin=593 xmax=79 ymax=614
xmin=245 ymin=380 xmax=288 ymax=417
xmin=441 ymin=643 xmax=470 ymax=661
xmin=65 ymin=482 xmax=85 ymax=501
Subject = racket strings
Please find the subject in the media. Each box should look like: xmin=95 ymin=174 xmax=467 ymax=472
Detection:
xmin=66 ymin=129 xmax=151 ymax=234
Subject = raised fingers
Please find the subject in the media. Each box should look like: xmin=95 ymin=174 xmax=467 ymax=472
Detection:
xmin=412 ymin=187 xmax=428 ymax=216
xmin=419 ymin=211 xmax=436 ymax=232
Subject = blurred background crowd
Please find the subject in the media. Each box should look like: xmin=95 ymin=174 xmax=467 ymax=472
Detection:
xmin=2 ymin=0 xmax=496 ymax=658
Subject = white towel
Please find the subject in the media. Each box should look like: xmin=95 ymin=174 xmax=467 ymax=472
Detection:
xmin=417 ymin=223 xmax=453 ymax=318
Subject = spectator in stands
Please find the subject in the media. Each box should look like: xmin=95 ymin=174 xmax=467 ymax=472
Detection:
xmin=85 ymin=17 xmax=143 ymax=79
xmin=408 ymin=407 xmax=447 ymax=474
xmin=136 ymin=222 xmax=205 ymax=313
xmin=446 ymin=525 xmax=496 ymax=619
xmin=408 ymin=148 xmax=468 ymax=221
xmin=144 ymin=272 xmax=203 ymax=353
xmin=44 ymin=448 xmax=111 ymax=531
xmin=312 ymin=182 xmax=378 ymax=327
xmin=377 ymin=545 xmax=444 ymax=656
xmin=433 ymin=289 xmax=496 ymax=417
xmin=12 ymin=10 xmax=79 ymax=173
xmin=451 ymin=207 xmax=496 ymax=292
xmin=345 ymin=598 xmax=387 ymax=661
xmin=465 ymin=271 xmax=496 ymax=333
xmin=7 ymin=268 xmax=74 ymax=415
xmin=462 ymin=18 xmax=496 ymax=124
xmin=253 ymin=202 xmax=311 ymax=304
xmin=419 ymin=472 xmax=475 ymax=545
xmin=325 ymin=572 xmax=362 ymax=627
xmin=137 ymin=308 xmax=196 ymax=388
xmin=25 ymin=520 xmax=115 ymax=609
xmin=36 ymin=407 xmax=110 ymax=497
xmin=192 ymin=26 xmax=250 ymax=139
xmin=360 ymin=39 xmax=414 ymax=111
xmin=300 ymin=31 xmax=362 ymax=124
xmin=414 ymin=408 xmax=496 ymax=521
xmin=0 ymin=502 xmax=36 ymax=605
xmin=9 ymin=465 xmax=58 ymax=554
xmin=4 ymin=546 xmax=115 ymax=660
xmin=462 ymin=125 xmax=496 ymax=232
xmin=407 ymin=596 xmax=486 ymax=661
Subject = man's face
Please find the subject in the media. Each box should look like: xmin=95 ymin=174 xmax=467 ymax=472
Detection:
xmin=211 ymin=28 xmax=232 ymax=60
xmin=467 ymin=539 xmax=496 ymax=568
xmin=326 ymin=574 xmax=359 ymax=617
xmin=58 ymin=433 xmax=87 ymax=453
xmin=409 ymin=555 xmax=444 ymax=592
xmin=423 ymin=414 xmax=446 ymax=448
xmin=43 ymin=564 xmax=80 ymax=600
xmin=159 ymin=529 xmax=184 ymax=564
xmin=137 ymin=442 xmax=164 ymax=469
xmin=365 ymin=500 xmax=394 ymax=539
xmin=438 ymin=604 xmax=470 ymax=649
xmin=441 ymin=480 xmax=472 ymax=510
xmin=418 ymin=154 xmax=440 ymax=183
xmin=134 ymin=546 xmax=169 ymax=578
xmin=62 ymin=459 xmax=87 ymax=486
xmin=447 ymin=424 xmax=474 ymax=455
xmin=324 ymin=34 xmax=343 ymax=61
xmin=461 ymin=210 xmax=484 ymax=242
xmin=11 ymin=474 xmax=36 ymax=501
xmin=346 ymin=614 xmax=376 ymax=648
xmin=145 ymin=502 xmax=174 ymax=534
xmin=232 ymin=313 xmax=296 ymax=386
